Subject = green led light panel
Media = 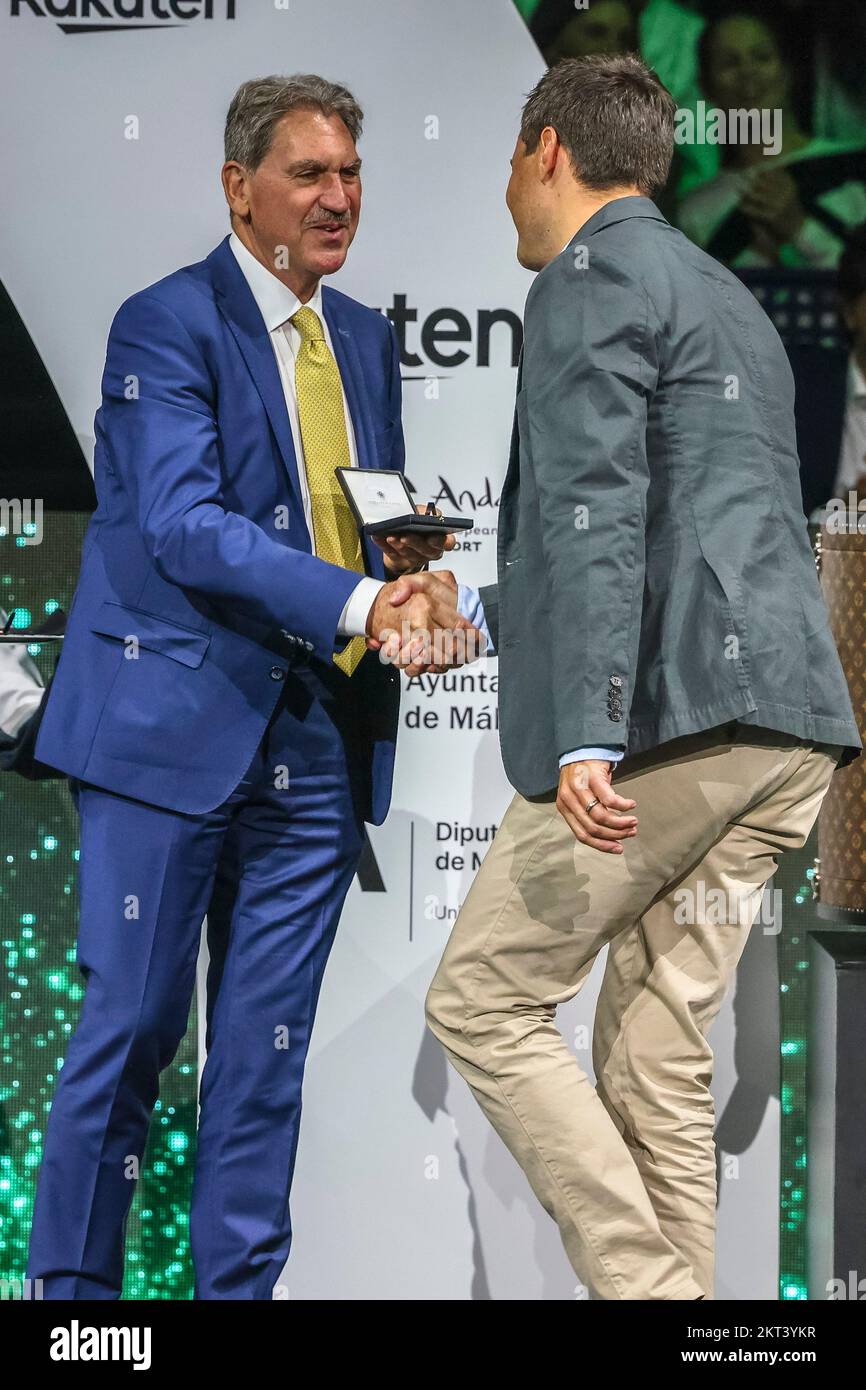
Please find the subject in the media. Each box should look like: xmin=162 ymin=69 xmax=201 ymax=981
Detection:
xmin=0 ymin=515 xmax=197 ymax=1299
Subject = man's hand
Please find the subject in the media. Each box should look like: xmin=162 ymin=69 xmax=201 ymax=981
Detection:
xmin=371 ymin=505 xmax=457 ymax=577
xmin=366 ymin=570 xmax=484 ymax=676
xmin=556 ymin=759 xmax=637 ymax=853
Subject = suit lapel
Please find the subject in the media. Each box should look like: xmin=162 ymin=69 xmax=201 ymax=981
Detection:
xmin=322 ymin=290 xmax=377 ymax=472
xmin=207 ymin=237 xmax=305 ymax=517
xmin=323 ymin=290 xmax=386 ymax=580
xmin=501 ymin=344 xmax=523 ymax=498
xmin=208 ymin=240 xmax=385 ymax=580
xmin=496 ymin=347 xmax=523 ymax=573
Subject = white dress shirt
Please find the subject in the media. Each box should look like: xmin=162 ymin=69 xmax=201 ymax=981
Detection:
xmin=832 ymin=355 xmax=866 ymax=495
xmin=228 ymin=232 xmax=381 ymax=638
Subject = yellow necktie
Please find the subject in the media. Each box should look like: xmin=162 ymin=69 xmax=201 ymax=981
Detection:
xmin=291 ymin=305 xmax=366 ymax=676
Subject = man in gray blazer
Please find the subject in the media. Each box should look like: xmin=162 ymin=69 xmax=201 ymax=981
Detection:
xmin=422 ymin=54 xmax=862 ymax=1300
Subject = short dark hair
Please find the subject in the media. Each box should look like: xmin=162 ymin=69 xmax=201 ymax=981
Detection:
xmin=518 ymin=53 xmax=676 ymax=198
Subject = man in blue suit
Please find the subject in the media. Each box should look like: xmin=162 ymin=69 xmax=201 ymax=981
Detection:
xmin=26 ymin=73 xmax=473 ymax=1300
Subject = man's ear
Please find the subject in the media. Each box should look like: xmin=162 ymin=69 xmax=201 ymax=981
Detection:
xmin=221 ymin=161 xmax=251 ymax=221
xmin=538 ymin=126 xmax=561 ymax=183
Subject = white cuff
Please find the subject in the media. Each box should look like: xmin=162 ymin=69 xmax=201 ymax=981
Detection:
xmin=339 ymin=576 xmax=386 ymax=638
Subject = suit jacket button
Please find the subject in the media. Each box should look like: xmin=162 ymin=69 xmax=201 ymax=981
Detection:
xmin=609 ymin=711 xmax=622 ymax=721
xmin=269 ymin=666 xmax=286 ymax=681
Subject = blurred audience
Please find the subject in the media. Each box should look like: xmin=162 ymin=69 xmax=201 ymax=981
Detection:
xmin=520 ymin=2 xmax=866 ymax=255
xmin=528 ymin=0 xmax=640 ymax=63
xmin=517 ymin=2 xmax=866 ymax=520
xmin=0 ymin=610 xmax=51 ymax=779
xmin=676 ymin=6 xmax=866 ymax=268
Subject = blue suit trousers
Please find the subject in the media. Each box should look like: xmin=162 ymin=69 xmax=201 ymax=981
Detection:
xmin=27 ymin=662 xmax=367 ymax=1299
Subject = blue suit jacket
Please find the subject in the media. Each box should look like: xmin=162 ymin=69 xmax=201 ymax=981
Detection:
xmin=35 ymin=236 xmax=404 ymax=821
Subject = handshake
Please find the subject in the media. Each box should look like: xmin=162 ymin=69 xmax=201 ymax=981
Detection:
xmin=364 ymin=571 xmax=487 ymax=677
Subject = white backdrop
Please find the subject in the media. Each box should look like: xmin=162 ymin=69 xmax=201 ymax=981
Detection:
xmin=1 ymin=0 xmax=780 ymax=1299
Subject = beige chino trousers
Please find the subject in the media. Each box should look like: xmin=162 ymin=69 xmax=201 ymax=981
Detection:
xmin=425 ymin=722 xmax=842 ymax=1300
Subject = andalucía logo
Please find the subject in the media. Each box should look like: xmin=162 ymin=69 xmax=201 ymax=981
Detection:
xmin=10 ymin=0 xmax=236 ymax=35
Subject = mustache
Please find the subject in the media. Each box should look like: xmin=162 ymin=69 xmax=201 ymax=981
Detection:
xmin=303 ymin=212 xmax=352 ymax=228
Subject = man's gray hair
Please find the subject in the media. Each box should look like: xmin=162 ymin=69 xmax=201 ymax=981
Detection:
xmin=224 ymin=74 xmax=363 ymax=170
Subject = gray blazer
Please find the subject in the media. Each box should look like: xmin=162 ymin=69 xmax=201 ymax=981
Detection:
xmin=480 ymin=196 xmax=862 ymax=797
